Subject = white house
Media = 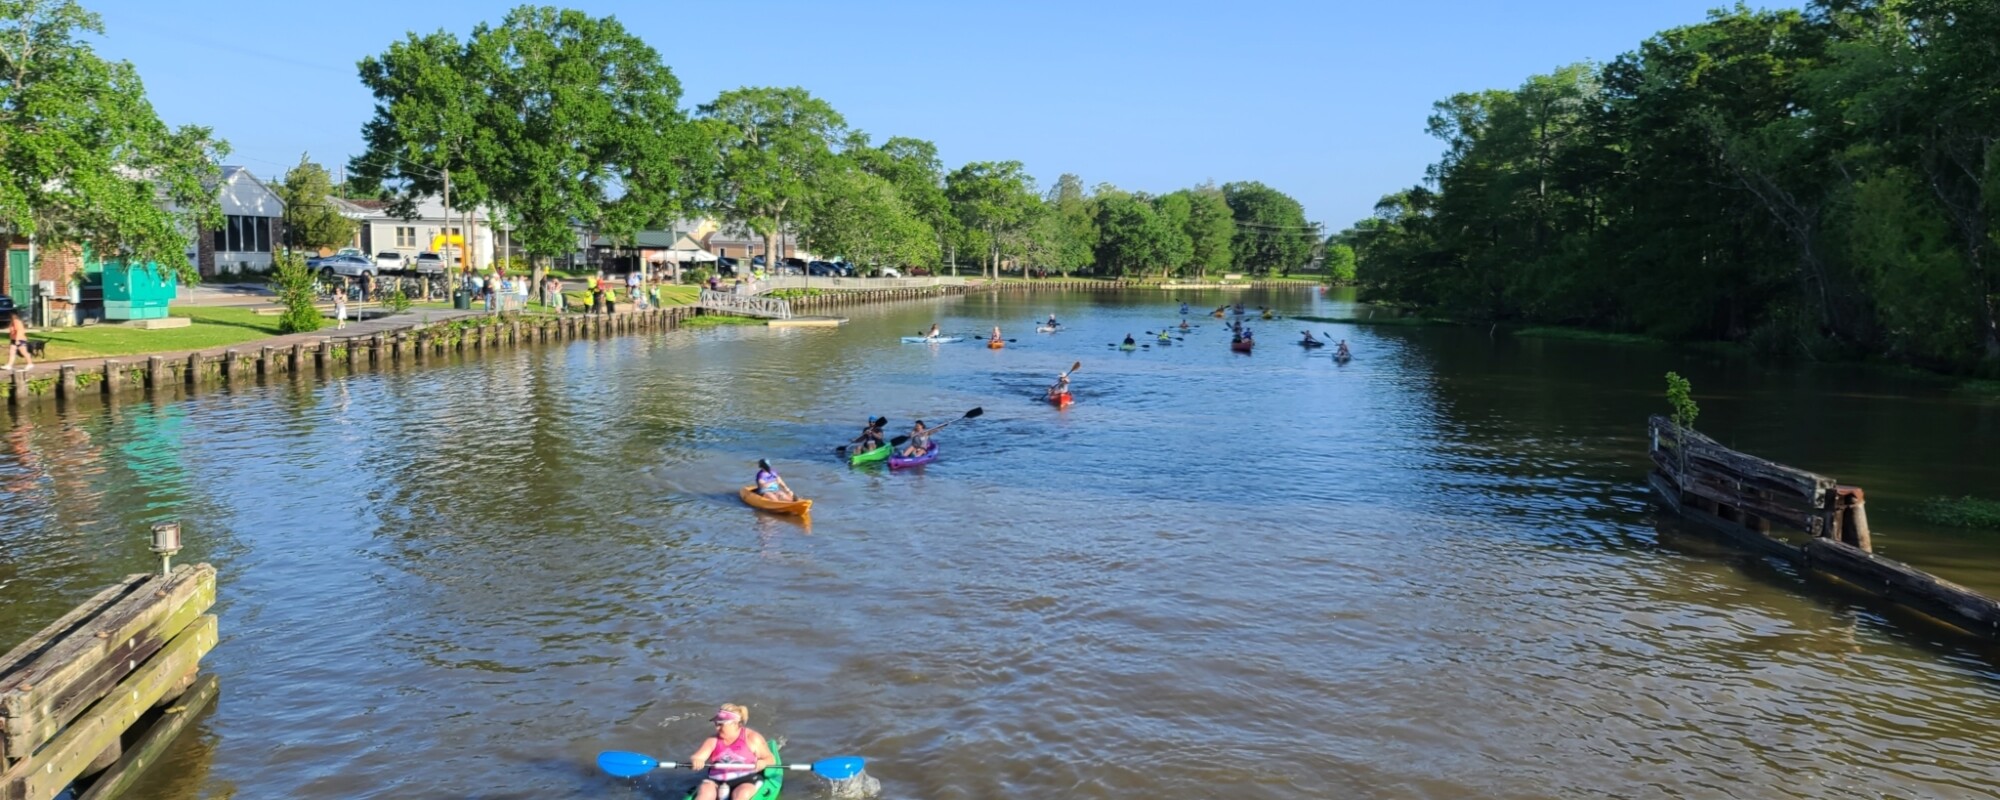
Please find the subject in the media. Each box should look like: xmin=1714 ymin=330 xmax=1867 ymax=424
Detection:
xmin=334 ymin=196 xmax=497 ymax=270
xmin=194 ymin=166 xmax=283 ymax=276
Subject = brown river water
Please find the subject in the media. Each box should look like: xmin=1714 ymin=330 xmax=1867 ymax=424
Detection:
xmin=2 ymin=288 xmax=1999 ymax=799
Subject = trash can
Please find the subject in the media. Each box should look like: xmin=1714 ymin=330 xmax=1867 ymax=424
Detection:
xmin=453 ymin=290 xmax=471 ymax=310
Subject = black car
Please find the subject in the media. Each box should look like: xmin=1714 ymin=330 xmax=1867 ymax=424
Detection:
xmin=807 ymin=260 xmax=840 ymax=277
xmin=714 ymin=257 xmax=739 ymax=276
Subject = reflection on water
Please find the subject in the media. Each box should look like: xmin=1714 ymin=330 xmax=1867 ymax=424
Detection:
xmin=1 ymin=288 xmax=1998 ymax=799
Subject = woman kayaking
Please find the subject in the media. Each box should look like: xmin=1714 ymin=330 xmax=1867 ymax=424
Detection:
xmin=1179 ymin=301 xmax=1190 ymax=315
xmin=1122 ymin=333 xmax=1137 ymax=347
xmin=924 ymin=323 xmax=942 ymax=339
xmin=1178 ymin=319 xmax=1191 ymax=331
xmin=1047 ymin=371 xmax=1071 ymax=402
xmin=690 ymin=704 xmax=776 ymax=800
xmin=991 ymin=325 xmax=1003 ymax=341
xmin=900 ymin=420 xmax=934 ymax=458
xmin=753 ymin=459 xmax=796 ymax=503
xmin=1335 ymin=339 xmax=1353 ymax=360
xmin=1300 ymin=330 xmax=1322 ymax=346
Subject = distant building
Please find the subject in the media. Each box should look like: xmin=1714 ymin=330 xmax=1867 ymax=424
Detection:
xmin=193 ymin=166 xmax=283 ymax=277
xmin=331 ymin=196 xmax=497 ymax=270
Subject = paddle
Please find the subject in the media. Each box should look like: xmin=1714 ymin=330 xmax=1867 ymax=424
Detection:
xmin=597 ymin=751 xmax=866 ymax=781
xmin=926 ymin=406 xmax=984 ymax=433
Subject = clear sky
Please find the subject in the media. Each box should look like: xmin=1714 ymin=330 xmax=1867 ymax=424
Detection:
xmin=83 ymin=0 xmax=1767 ymax=229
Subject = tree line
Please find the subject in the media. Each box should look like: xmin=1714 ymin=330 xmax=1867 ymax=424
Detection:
xmin=340 ymin=6 xmax=1327 ymax=282
xmin=1339 ymin=0 xmax=2000 ymax=375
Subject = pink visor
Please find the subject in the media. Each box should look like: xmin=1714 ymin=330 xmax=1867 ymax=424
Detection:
xmin=712 ymin=709 xmax=741 ymax=723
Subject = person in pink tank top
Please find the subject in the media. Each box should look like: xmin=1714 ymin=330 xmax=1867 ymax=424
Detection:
xmin=690 ymin=703 xmax=774 ymax=800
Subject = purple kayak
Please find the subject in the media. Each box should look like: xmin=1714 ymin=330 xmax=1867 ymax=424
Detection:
xmin=888 ymin=441 xmax=940 ymax=469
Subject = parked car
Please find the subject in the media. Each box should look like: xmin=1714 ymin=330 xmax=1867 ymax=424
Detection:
xmin=374 ymin=252 xmax=406 ymax=273
xmin=316 ymin=253 xmax=375 ymax=279
xmin=411 ymin=252 xmax=446 ymax=274
xmin=782 ymin=257 xmax=808 ymax=271
xmin=878 ymin=266 xmax=902 ymax=278
xmin=807 ymin=260 xmax=840 ymax=277
xmin=715 ymin=257 xmax=739 ymax=276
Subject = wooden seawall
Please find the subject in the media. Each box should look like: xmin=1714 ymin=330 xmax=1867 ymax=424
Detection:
xmin=1646 ymin=415 xmax=2000 ymax=640
xmin=0 ymin=565 xmax=219 ymax=800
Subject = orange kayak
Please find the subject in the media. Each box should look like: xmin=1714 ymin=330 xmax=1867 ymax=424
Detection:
xmin=1049 ymin=391 xmax=1073 ymax=408
xmin=988 ymin=339 xmax=1004 ymax=349
xmin=739 ymin=486 xmax=812 ymax=515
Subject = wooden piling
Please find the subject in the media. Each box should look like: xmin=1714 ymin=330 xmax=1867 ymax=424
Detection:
xmin=145 ymin=356 xmax=163 ymax=389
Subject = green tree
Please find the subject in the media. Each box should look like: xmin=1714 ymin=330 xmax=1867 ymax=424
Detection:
xmin=801 ymin=164 xmax=935 ymax=270
xmin=1093 ymin=193 xmax=1180 ymax=276
xmin=699 ymin=86 xmax=847 ymax=272
xmin=945 ymin=160 xmax=1038 ymax=279
xmin=1044 ymin=173 xmax=1097 ymax=275
xmin=1179 ymin=183 xmax=1235 ymax=277
xmin=0 ymin=0 xmax=226 ymax=283
xmin=353 ymin=28 xmax=488 ymax=280
xmin=278 ymin=155 xmax=357 ymax=252
xmin=1323 ymin=240 xmax=1356 ymax=284
xmin=1149 ymin=192 xmax=1196 ymax=277
xmin=850 ymin=135 xmax=950 ymax=268
xmin=1223 ymin=182 xmax=1315 ymax=274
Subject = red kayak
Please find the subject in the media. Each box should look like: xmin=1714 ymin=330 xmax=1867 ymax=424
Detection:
xmin=1049 ymin=391 xmax=1073 ymax=409
xmin=1231 ymin=339 xmax=1254 ymax=353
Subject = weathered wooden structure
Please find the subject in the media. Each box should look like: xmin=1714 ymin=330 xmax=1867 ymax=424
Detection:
xmin=696 ymin=290 xmax=792 ymax=319
xmin=0 ymin=564 xmax=218 ymax=800
xmin=1647 ymin=415 xmax=2000 ymax=640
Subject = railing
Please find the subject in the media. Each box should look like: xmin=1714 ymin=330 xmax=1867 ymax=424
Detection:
xmin=753 ymin=276 xmax=966 ymax=292
xmin=696 ymin=290 xmax=792 ymax=319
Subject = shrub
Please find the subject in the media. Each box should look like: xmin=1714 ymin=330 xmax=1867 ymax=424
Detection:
xmin=273 ymin=250 xmax=322 ymax=333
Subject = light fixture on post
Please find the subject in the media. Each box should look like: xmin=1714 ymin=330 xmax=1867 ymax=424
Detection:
xmin=150 ymin=522 xmax=183 ymax=576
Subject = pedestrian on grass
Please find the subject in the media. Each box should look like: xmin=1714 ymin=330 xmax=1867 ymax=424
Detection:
xmin=334 ymin=291 xmax=348 ymax=330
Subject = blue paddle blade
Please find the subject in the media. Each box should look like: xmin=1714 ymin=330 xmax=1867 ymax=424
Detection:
xmin=598 ymin=750 xmax=659 ymax=778
xmin=812 ymin=756 xmax=866 ymax=780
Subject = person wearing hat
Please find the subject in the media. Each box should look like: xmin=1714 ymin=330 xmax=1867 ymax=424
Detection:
xmin=1045 ymin=371 xmax=1070 ymax=403
xmin=752 ymin=460 xmax=795 ymax=503
xmin=850 ymin=417 xmax=886 ymax=451
xmin=690 ymin=703 xmax=774 ymax=800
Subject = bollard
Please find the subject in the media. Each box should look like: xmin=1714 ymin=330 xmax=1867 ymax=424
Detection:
xmin=187 ymin=353 xmax=202 ymax=385
xmin=147 ymin=355 xmax=164 ymax=388
xmin=257 ymin=346 xmax=273 ymax=375
xmin=58 ymin=364 xmax=77 ymax=398
xmin=101 ymin=360 xmax=119 ymax=394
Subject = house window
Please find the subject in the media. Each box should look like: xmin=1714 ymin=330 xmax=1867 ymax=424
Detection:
xmin=219 ymin=215 xmax=273 ymax=253
xmin=395 ymin=226 xmax=416 ymax=248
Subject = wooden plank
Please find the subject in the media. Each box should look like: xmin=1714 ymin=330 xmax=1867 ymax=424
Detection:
xmin=1802 ymin=540 xmax=2000 ymax=640
xmin=73 ymin=673 xmax=217 ymax=800
xmin=0 ymin=615 xmax=217 ymax=800
xmin=1649 ymin=416 xmax=1835 ymax=504
xmin=0 ymin=577 xmax=150 ymax=766
xmin=0 ymin=566 xmax=214 ymax=759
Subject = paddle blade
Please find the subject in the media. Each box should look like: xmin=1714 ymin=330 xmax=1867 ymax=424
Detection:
xmin=598 ymin=751 xmax=659 ymax=778
xmin=812 ymin=756 xmax=867 ymax=780
xmin=890 ymin=435 xmax=910 ymax=446
xmin=1070 ymin=361 xmax=1081 ymax=374
xmin=963 ymin=407 xmax=984 ymax=420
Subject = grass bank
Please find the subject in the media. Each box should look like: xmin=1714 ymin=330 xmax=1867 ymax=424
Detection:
xmin=1293 ymin=314 xmax=1456 ymax=328
xmin=1513 ymin=327 xmax=1665 ymax=345
xmin=1917 ymin=496 xmax=2000 ymax=530
xmin=29 ymin=307 xmax=285 ymax=360
xmin=679 ymin=314 xmax=763 ymax=328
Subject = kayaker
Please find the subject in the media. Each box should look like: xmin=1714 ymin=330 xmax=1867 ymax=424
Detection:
xmin=690 ymin=704 xmax=775 ymax=800
xmin=1178 ymin=319 xmax=1191 ymax=331
xmin=1301 ymin=330 xmax=1321 ymax=346
xmin=1045 ymin=314 xmax=1059 ymax=328
xmin=991 ymin=325 xmax=1003 ymax=341
xmin=1335 ymin=340 xmax=1352 ymax=359
xmin=1047 ymin=372 xmax=1070 ymax=402
xmin=753 ymin=459 xmax=795 ymax=503
xmin=851 ymin=418 xmax=886 ymax=451
xmin=1180 ymin=302 xmax=1190 ymax=315
xmin=1122 ymin=334 xmax=1136 ymax=346
xmin=926 ymin=323 xmax=942 ymax=339
xmin=900 ymin=421 xmax=933 ymax=458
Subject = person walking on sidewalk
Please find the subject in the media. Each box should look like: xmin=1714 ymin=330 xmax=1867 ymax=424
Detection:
xmin=334 ymin=291 xmax=348 ymax=330
xmin=3 ymin=312 xmax=32 ymax=372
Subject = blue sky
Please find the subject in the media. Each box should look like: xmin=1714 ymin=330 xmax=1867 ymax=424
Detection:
xmin=85 ymin=0 xmax=1771 ymax=229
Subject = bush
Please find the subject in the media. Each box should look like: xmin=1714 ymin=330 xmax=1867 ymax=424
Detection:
xmin=385 ymin=285 xmax=413 ymax=313
xmin=273 ymin=250 xmax=322 ymax=333
xmin=684 ymin=267 xmax=711 ymax=285
xmin=1917 ymin=496 xmax=2000 ymax=530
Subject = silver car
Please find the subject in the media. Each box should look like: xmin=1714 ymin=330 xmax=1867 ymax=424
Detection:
xmin=315 ymin=253 xmax=375 ymax=278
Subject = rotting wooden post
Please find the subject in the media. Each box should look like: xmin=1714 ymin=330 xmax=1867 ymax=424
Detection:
xmin=58 ymin=365 xmax=77 ymax=399
xmin=221 ymin=350 xmax=238 ymax=381
xmin=370 ymin=334 xmax=385 ymax=364
xmin=6 ymin=369 xmax=23 ymax=406
xmin=257 ymin=346 xmax=273 ymax=375
xmin=313 ymin=341 xmax=326 ymax=371
xmin=345 ymin=340 xmax=359 ymax=368
xmin=146 ymin=356 xmax=164 ymax=388
xmin=1837 ymin=486 xmax=1872 ymax=552
xmin=100 ymin=361 xmax=118 ymax=394
xmin=185 ymin=353 xmax=201 ymax=386
xmin=289 ymin=343 xmax=304 ymax=372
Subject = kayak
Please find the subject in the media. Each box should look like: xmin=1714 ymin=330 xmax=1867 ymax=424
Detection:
xmin=1299 ymin=340 xmax=1325 ymax=348
xmin=1334 ymin=353 xmax=1352 ymax=364
xmin=1231 ymin=339 xmax=1254 ymax=352
xmin=1037 ymin=326 xmax=1059 ymax=333
xmin=988 ymin=339 xmax=1004 ymax=349
xmin=740 ymin=486 xmax=812 ymax=516
xmin=681 ymin=741 xmax=783 ymax=800
xmin=1262 ymin=313 xmax=1275 ymax=320
xmin=901 ymin=336 xmax=964 ymax=344
xmin=849 ymin=443 xmax=893 ymax=465
xmin=1049 ymin=391 xmax=1073 ymax=408
xmin=1119 ymin=344 xmax=1137 ymax=351
xmin=1156 ymin=338 xmax=1171 ymax=346
xmin=889 ymin=441 xmax=940 ymax=469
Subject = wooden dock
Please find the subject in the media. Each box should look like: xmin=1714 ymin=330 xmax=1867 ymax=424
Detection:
xmin=0 ymin=565 xmax=219 ymax=800
xmin=1647 ymin=415 xmax=2000 ymax=640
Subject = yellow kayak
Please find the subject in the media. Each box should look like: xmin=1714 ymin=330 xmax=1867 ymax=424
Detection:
xmin=988 ymin=339 xmax=1004 ymax=349
xmin=739 ymin=486 xmax=812 ymax=515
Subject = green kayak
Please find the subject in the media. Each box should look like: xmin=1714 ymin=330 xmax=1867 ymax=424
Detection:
xmin=682 ymin=740 xmax=783 ymax=800
xmin=849 ymin=443 xmax=893 ymax=465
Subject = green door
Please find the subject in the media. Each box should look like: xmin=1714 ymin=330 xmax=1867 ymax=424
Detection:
xmin=5 ymin=249 xmax=29 ymax=307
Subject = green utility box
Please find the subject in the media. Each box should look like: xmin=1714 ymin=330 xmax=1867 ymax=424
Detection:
xmin=102 ymin=261 xmax=178 ymax=321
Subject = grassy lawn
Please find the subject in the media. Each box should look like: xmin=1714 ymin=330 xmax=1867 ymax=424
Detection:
xmin=30 ymin=307 xmax=286 ymax=360
xmin=1513 ymin=326 xmax=1664 ymax=345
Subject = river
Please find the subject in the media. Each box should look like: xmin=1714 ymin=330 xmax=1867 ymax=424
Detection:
xmin=2 ymin=287 xmax=1998 ymax=799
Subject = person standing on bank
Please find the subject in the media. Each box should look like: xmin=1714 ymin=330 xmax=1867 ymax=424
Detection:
xmin=334 ymin=290 xmax=348 ymax=330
